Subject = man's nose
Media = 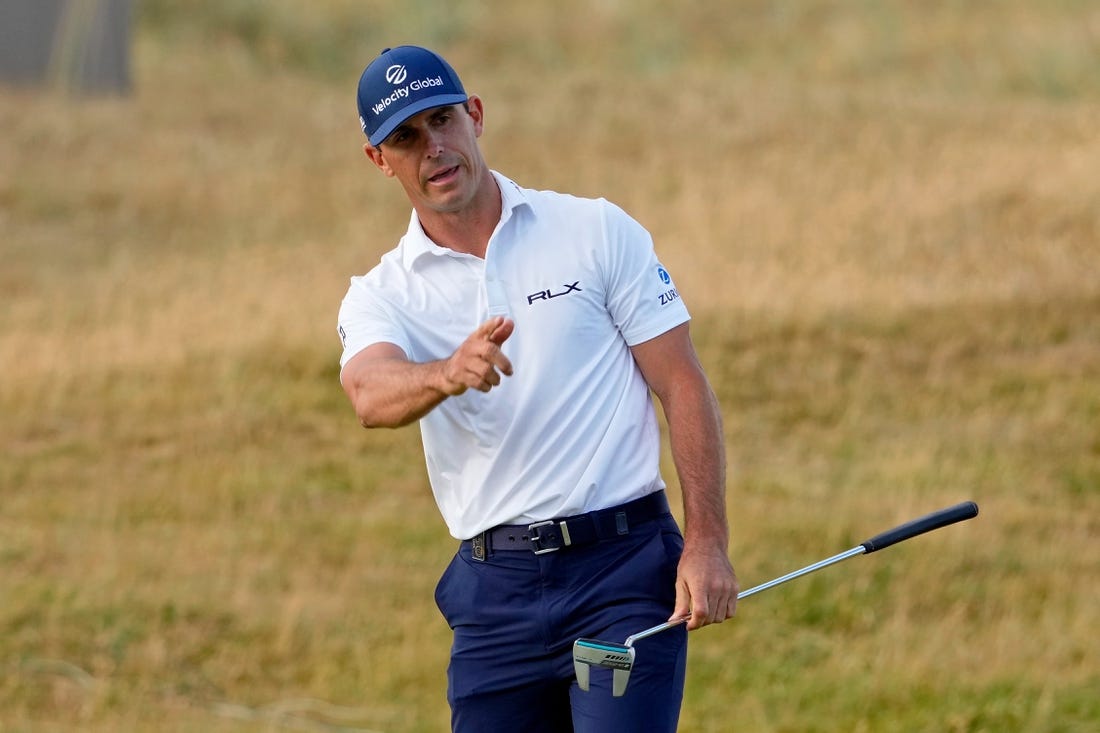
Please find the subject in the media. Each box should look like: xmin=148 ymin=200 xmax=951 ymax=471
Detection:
xmin=424 ymin=129 xmax=444 ymax=156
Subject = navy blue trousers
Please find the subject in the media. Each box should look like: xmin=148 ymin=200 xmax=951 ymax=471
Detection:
xmin=434 ymin=512 xmax=687 ymax=732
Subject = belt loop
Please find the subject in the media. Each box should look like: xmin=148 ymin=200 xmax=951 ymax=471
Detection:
xmin=615 ymin=511 xmax=629 ymax=535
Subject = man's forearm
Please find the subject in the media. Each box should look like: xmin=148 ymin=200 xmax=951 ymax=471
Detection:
xmin=662 ymin=369 xmax=739 ymax=628
xmin=347 ymin=357 xmax=453 ymax=429
xmin=666 ymin=378 xmax=729 ymax=552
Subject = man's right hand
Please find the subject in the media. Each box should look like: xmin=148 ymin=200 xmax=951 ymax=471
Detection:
xmin=442 ymin=316 xmax=515 ymax=395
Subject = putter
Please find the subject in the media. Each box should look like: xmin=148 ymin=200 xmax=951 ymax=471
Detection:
xmin=573 ymin=500 xmax=979 ymax=696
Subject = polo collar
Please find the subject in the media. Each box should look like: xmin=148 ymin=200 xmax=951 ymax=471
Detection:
xmin=401 ymin=170 xmax=531 ymax=269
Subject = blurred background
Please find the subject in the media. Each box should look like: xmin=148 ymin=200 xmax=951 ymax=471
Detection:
xmin=1 ymin=1 xmax=1098 ymax=731
xmin=0 ymin=0 xmax=131 ymax=94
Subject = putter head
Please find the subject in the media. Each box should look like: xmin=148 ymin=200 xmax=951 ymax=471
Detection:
xmin=572 ymin=638 xmax=636 ymax=697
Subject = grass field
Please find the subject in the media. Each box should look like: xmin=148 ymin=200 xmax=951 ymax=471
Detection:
xmin=2 ymin=1 xmax=1098 ymax=731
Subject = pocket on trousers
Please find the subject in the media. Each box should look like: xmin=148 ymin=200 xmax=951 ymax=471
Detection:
xmin=659 ymin=518 xmax=685 ymax=566
xmin=434 ymin=553 xmax=462 ymax=627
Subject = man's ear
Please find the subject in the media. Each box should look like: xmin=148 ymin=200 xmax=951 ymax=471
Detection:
xmin=363 ymin=143 xmax=394 ymax=177
xmin=466 ymin=95 xmax=485 ymax=138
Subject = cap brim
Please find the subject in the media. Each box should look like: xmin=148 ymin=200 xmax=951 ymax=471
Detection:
xmin=368 ymin=94 xmax=470 ymax=147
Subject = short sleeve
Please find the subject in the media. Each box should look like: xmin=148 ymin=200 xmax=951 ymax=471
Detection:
xmin=599 ymin=200 xmax=691 ymax=346
xmin=337 ymin=276 xmax=410 ymax=373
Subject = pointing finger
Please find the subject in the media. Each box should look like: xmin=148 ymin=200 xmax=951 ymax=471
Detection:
xmin=476 ymin=316 xmax=505 ymax=338
xmin=489 ymin=318 xmax=515 ymax=346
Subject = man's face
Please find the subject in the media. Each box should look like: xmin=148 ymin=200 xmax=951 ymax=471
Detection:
xmin=365 ymin=97 xmax=487 ymax=216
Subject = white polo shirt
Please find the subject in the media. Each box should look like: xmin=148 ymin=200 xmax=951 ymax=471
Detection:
xmin=338 ymin=172 xmax=690 ymax=539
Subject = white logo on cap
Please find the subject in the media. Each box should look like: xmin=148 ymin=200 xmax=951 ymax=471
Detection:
xmin=369 ymin=74 xmax=446 ymax=117
xmin=385 ymin=64 xmax=408 ymax=85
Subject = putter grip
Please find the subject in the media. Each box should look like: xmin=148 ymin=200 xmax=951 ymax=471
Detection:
xmin=860 ymin=501 xmax=979 ymax=553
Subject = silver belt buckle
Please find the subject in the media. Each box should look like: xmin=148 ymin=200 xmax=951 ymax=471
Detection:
xmin=528 ymin=520 xmax=571 ymax=554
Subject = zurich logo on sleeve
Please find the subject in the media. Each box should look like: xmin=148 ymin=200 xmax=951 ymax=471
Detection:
xmin=655 ymin=265 xmax=680 ymax=306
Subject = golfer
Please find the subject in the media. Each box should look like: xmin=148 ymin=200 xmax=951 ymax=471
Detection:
xmin=337 ymin=45 xmax=738 ymax=732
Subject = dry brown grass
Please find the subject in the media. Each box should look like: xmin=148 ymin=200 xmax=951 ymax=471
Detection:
xmin=2 ymin=1 xmax=1098 ymax=731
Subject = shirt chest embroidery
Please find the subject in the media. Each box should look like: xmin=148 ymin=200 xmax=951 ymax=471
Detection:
xmin=526 ymin=281 xmax=583 ymax=305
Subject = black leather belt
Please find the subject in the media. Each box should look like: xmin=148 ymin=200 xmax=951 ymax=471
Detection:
xmin=464 ymin=491 xmax=670 ymax=561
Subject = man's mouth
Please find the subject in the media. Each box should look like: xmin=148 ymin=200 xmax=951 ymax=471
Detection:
xmin=427 ymin=165 xmax=460 ymax=185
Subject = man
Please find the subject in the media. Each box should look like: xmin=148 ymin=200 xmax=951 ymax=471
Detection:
xmin=337 ymin=45 xmax=737 ymax=732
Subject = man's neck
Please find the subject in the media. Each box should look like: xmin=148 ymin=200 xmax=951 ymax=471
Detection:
xmin=416 ymin=170 xmax=502 ymax=259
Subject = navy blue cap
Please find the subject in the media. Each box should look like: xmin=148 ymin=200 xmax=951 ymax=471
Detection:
xmin=357 ymin=46 xmax=468 ymax=147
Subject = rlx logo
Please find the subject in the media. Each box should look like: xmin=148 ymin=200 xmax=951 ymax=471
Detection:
xmin=527 ymin=281 xmax=582 ymax=305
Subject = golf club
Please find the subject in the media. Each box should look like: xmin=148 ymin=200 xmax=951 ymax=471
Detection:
xmin=573 ymin=500 xmax=980 ymax=696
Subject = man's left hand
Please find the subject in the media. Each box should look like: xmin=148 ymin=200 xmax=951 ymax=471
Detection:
xmin=672 ymin=547 xmax=739 ymax=630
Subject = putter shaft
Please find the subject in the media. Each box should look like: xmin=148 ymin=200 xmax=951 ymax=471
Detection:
xmin=624 ymin=616 xmax=689 ymax=646
xmin=625 ymin=546 xmax=867 ymax=646
xmin=575 ymin=501 xmax=980 ymax=697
